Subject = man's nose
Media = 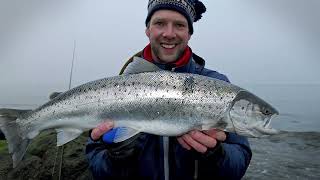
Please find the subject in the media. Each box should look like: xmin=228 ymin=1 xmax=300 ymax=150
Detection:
xmin=162 ymin=24 xmax=176 ymax=39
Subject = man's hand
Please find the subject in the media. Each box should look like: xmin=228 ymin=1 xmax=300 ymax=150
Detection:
xmin=91 ymin=121 xmax=114 ymax=141
xmin=177 ymin=129 xmax=226 ymax=153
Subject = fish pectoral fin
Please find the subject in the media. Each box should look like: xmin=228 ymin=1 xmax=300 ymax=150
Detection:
xmin=201 ymin=124 xmax=213 ymax=131
xmin=56 ymin=128 xmax=83 ymax=146
xmin=113 ymin=127 xmax=140 ymax=143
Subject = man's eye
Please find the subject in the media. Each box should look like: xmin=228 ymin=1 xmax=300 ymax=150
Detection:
xmin=155 ymin=22 xmax=164 ymax=26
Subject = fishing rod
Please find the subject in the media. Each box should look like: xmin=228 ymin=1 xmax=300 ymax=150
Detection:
xmin=52 ymin=40 xmax=76 ymax=180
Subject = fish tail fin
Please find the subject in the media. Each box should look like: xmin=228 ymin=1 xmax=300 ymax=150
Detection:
xmin=0 ymin=108 xmax=32 ymax=167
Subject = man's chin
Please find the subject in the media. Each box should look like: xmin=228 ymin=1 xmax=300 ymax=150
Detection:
xmin=157 ymin=55 xmax=178 ymax=64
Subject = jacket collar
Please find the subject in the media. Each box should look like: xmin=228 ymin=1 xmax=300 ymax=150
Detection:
xmin=119 ymin=50 xmax=206 ymax=75
xmin=149 ymin=53 xmax=206 ymax=74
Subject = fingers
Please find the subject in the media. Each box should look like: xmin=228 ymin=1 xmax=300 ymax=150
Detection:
xmin=204 ymin=129 xmax=227 ymax=142
xmin=179 ymin=131 xmax=218 ymax=153
xmin=177 ymin=130 xmax=226 ymax=153
xmin=177 ymin=137 xmax=191 ymax=150
xmin=182 ymin=133 xmax=208 ymax=153
xmin=189 ymin=130 xmax=217 ymax=148
xmin=91 ymin=121 xmax=114 ymax=140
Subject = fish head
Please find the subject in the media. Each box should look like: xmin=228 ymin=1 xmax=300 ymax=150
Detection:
xmin=228 ymin=90 xmax=279 ymax=137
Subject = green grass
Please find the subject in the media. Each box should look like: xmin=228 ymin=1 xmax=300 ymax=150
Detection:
xmin=0 ymin=140 xmax=8 ymax=153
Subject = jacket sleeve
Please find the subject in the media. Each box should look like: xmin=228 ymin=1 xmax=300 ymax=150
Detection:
xmin=85 ymin=133 xmax=147 ymax=179
xmin=196 ymin=133 xmax=252 ymax=179
xmin=198 ymin=69 xmax=252 ymax=179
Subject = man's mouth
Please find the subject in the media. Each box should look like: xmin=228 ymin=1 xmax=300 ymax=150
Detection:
xmin=161 ymin=43 xmax=176 ymax=49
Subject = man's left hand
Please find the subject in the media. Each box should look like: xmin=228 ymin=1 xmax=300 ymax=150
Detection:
xmin=177 ymin=129 xmax=226 ymax=153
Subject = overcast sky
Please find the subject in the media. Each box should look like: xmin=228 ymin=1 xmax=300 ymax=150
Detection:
xmin=0 ymin=0 xmax=319 ymax=106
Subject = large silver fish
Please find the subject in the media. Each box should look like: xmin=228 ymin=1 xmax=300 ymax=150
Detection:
xmin=0 ymin=57 xmax=279 ymax=167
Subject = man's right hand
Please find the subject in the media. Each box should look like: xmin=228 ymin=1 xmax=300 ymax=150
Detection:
xmin=90 ymin=121 xmax=114 ymax=141
xmin=90 ymin=121 xmax=143 ymax=160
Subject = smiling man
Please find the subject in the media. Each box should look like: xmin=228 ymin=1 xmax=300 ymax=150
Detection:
xmin=146 ymin=9 xmax=191 ymax=64
xmin=86 ymin=1 xmax=252 ymax=179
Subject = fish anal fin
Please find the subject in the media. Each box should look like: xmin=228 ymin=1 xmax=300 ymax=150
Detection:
xmin=56 ymin=128 xmax=83 ymax=146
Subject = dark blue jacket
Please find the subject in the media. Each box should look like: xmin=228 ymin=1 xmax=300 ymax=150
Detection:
xmin=86 ymin=53 xmax=252 ymax=180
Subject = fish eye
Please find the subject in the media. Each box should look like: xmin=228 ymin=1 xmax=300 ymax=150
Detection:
xmin=262 ymin=108 xmax=272 ymax=116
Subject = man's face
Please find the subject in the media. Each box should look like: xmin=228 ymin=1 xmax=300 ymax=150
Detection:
xmin=146 ymin=10 xmax=191 ymax=64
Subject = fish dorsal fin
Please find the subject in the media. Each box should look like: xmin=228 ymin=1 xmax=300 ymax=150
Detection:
xmin=56 ymin=128 xmax=83 ymax=146
xmin=49 ymin=92 xmax=62 ymax=100
xmin=122 ymin=56 xmax=162 ymax=75
xmin=113 ymin=127 xmax=140 ymax=143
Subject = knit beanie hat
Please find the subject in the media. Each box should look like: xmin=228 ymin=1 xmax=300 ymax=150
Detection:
xmin=145 ymin=0 xmax=206 ymax=34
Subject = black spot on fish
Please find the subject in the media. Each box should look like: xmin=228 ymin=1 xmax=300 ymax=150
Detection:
xmin=182 ymin=76 xmax=195 ymax=94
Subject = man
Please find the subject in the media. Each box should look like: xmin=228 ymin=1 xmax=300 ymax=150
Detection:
xmin=86 ymin=0 xmax=252 ymax=179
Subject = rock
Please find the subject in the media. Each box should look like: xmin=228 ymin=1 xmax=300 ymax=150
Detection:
xmin=0 ymin=131 xmax=93 ymax=180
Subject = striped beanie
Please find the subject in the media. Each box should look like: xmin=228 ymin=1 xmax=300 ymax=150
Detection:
xmin=145 ymin=0 xmax=206 ymax=34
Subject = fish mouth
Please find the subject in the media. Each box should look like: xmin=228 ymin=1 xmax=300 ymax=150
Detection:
xmin=254 ymin=126 xmax=279 ymax=136
xmin=263 ymin=113 xmax=278 ymax=128
xmin=263 ymin=117 xmax=272 ymax=128
xmin=256 ymin=114 xmax=279 ymax=136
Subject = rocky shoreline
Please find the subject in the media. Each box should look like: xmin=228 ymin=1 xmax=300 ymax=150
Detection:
xmin=0 ymin=130 xmax=93 ymax=180
xmin=1 ymin=131 xmax=319 ymax=179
